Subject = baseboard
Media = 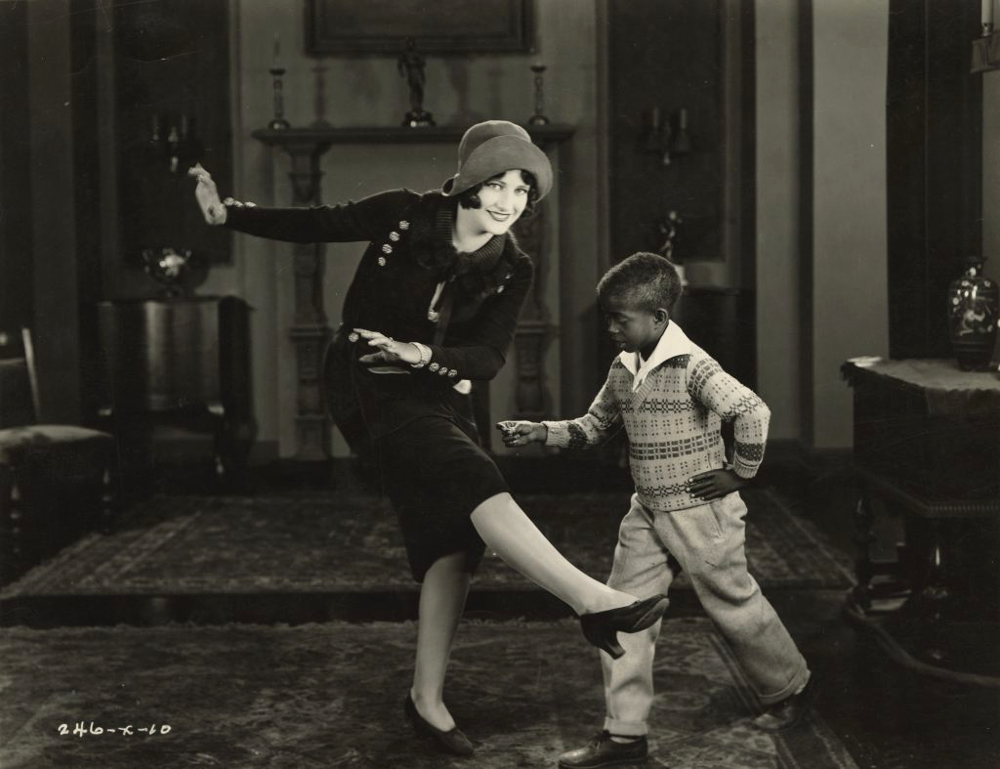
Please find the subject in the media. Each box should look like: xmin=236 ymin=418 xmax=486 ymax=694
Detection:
xmin=248 ymin=440 xmax=279 ymax=465
xmin=213 ymin=453 xmax=636 ymax=495
xmin=494 ymin=453 xmax=634 ymax=494
xmin=142 ymin=440 xmax=854 ymax=496
xmin=248 ymin=447 xmax=854 ymax=495
xmin=763 ymin=439 xmax=853 ymax=474
xmin=140 ymin=436 xmax=279 ymax=466
xmin=763 ymin=439 xmax=812 ymax=470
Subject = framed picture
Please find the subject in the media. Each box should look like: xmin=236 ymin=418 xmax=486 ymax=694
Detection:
xmin=306 ymin=0 xmax=534 ymax=54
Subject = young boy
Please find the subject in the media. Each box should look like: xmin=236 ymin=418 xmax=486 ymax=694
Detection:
xmin=499 ymin=252 xmax=813 ymax=768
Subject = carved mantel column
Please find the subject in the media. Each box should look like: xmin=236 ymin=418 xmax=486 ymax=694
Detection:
xmin=253 ymin=130 xmax=333 ymax=460
xmin=510 ymin=128 xmax=574 ymax=421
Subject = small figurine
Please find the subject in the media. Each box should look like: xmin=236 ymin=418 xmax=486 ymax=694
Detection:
xmin=657 ymin=210 xmax=687 ymax=285
xmin=658 ymin=210 xmax=683 ymax=262
xmin=398 ymin=37 xmax=434 ymax=127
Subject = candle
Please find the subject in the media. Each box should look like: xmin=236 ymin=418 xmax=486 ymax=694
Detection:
xmin=273 ymin=34 xmax=281 ymax=67
xmin=984 ymin=0 xmax=994 ymax=28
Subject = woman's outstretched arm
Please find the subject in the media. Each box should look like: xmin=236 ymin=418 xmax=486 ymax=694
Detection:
xmin=188 ymin=163 xmax=413 ymax=244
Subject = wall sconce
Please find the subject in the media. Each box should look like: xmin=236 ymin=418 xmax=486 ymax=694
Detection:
xmin=972 ymin=0 xmax=1000 ymax=72
xmin=148 ymin=113 xmax=202 ymax=173
xmin=639 ymin=107 xmax=693 ymax=166
xmin=670 ymin=108 xmax=693 ymax=157
xmin=640 ymin=107 xmax=671 ymax=166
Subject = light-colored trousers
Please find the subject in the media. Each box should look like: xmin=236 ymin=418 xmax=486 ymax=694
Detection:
xmin=603 ymin=492 xmax=810 ymax=737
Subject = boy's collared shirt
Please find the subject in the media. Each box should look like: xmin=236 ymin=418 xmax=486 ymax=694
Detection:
xmin=620 ymin=321 xmax=692 ymax=391
xmin=542 ymin=321 xmax=769 ymax=513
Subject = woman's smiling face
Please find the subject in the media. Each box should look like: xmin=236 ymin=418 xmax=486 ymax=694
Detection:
xmin=467 ymin=170 xmax=531 ymax=236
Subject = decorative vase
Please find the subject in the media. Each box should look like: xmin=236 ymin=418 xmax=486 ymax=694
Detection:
xmin=947 ymin=256 xmax=999 ymax=371
xmin=143 ymin=247 xmax=199 ymax=297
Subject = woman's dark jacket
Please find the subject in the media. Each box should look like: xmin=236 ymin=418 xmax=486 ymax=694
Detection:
xmin=222 ymin=188 xmax=533 ymax=444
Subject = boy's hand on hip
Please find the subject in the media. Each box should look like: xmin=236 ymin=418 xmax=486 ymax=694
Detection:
xmin=496 ymin=420 xmax=547 ymax=447
xmin=687 ymin=468 xmax=747 ymax=501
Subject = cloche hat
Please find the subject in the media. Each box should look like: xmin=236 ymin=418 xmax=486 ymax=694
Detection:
xmin=441 ymin=120 xmax=553 ymax=200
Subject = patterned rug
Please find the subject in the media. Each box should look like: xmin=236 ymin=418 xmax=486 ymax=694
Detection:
xmin=0 ymin=489 xmax=854 ymax=598
xmin=0 ymin=617 xmax=858 ymax=769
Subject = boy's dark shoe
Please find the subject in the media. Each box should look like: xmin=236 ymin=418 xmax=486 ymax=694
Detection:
xmin=558 ymin=730 xmax=648 ymax=768
xmin=753 ymin=675 xmax=817 ymax=732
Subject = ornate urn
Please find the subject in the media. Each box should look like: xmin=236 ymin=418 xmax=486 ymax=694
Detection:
xmin=947 ymin=256 xmax=999 ymax=371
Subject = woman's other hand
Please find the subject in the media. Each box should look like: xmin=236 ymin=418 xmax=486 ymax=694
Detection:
xmin=496 ymin=420 xmax=547 ymax=447
xmin=188 ymin=163 xmax=227 ymax=225
xmin=353 ymin=328 xmax=421 ymax=366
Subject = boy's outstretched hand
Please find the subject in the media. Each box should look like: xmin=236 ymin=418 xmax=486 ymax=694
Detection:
xmin=687 ymin=468 xmax=748 ymax=501
xmin=496 ymin=420 xmax=547 ymax=448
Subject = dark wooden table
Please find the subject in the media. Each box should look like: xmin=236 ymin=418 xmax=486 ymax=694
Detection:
xmin=842 ymin=358 xmax=1000 ymax=669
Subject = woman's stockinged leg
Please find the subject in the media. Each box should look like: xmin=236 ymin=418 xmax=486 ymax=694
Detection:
xmin=470 ymin=492 xmax=635 ymax=616
xmin=410 ymin=550 xmax=472 ymax=731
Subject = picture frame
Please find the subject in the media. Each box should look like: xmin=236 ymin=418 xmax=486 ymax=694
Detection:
xmin=306 ymin=0 xmax=535 ymax=54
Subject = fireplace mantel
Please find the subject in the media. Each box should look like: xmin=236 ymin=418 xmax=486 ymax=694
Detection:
xmin=254 ymin=123 xmax=575 ymax=460
xmin=252 ymin=123 xmax=574 ymax=148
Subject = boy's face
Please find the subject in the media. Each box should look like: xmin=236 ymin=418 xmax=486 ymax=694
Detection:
xmin=600 ymin=292 xmax=668 ymax=354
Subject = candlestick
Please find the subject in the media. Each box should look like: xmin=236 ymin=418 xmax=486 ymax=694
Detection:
xmin=268 ymin=66 xmax=291 ymax=131
xmin=529 ymin=62 xmax=549 ymax=126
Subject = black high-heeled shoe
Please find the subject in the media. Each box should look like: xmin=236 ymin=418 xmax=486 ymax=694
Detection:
xmin=579 ymin=594 xmax=670 ymax=659
xmin=404 ymin=694 xmax=474 ymax=757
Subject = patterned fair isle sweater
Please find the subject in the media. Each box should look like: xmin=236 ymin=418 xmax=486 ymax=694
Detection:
xmin=542 ymin=321 xmax=770 ymax=513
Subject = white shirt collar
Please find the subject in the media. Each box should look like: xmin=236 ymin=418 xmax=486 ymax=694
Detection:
xmin=619 ymin=321 xmax=693 ymax=391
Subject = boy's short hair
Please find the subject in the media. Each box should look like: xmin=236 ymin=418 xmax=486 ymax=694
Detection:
xmin=597 ymin=252 xmax=682 ymax=315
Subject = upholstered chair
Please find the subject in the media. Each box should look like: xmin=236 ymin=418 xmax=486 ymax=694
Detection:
xmin=0 ymin=329 xmax=118 ymax=585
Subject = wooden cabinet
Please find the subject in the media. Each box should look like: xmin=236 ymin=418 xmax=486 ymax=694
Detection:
xmin=97 ymin=296 xmax=255 ymax=482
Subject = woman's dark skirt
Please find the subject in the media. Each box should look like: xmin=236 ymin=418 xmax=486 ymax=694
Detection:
xmin=374 ymin=410 xmax=509 ymax=582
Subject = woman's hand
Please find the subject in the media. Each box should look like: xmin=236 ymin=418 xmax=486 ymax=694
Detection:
xmin=352 ymin=328 xmax=421 ymax=366
xmin=188 ymin=163 xmax=227 ymax=225
xmin=496 ymin=420 xmax=547 ymax=447
xmin=686 ymin=468 xmax=747 ymax=501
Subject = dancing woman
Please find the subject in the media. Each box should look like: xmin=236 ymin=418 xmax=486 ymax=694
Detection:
xmin=190 ymin=120 xmax=667 ymax=756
